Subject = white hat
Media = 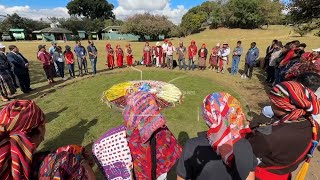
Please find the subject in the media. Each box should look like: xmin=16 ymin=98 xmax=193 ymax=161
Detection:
xmin=216 ymin=43 xmax=220 ymax=47
xmin=0 ymin=43 xmax=5 ymax=48
xmin=156 ymin=42 xmax=161 ymax=46
xmin=312 ymin=48 xmax=320 ymax=52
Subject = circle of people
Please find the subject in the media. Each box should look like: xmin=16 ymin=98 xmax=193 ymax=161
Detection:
xmin=0 ymin=39 xmax=320 ymax=179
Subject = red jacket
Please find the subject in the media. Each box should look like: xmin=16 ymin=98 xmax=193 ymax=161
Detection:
xmin=279 ymin=49 xmax=295 ymax=67
xmin=65 ymin=51 xmax=74 ymax=65
xmin=38 ymin=51 xmax=52 ymax=65
xmin=188 ymin=45 xmax=198 ymax=58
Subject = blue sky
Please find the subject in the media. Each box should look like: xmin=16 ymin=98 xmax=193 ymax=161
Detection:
xmin=0 ymin=0 xmax=206 ymax=9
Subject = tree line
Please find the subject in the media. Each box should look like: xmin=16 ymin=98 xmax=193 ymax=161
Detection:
xmin=180 ymin=0 xmax=285 ymax=35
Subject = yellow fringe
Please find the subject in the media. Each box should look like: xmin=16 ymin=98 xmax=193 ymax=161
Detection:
xmin=295 ymin=162 xmax=309 ymax=180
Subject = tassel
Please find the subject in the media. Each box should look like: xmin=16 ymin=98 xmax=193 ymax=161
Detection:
xmin=295 ymin=162 xmax=310 ymax=180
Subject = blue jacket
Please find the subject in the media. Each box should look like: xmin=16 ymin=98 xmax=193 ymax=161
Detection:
xmin=245 ymin=47 xmax=259 ymax=66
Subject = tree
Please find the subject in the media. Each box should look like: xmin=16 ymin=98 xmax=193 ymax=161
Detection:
xmin=0 ymin=13 xmax=49 ymax=34
xmin=225 ymin=0 xmax=266 ymax=29
xmin=288 ymin=0 xmax=320 ymax=23
xmin=66 ymin=0 xmax=114 ymax=20
xmin=104 ymin=19 xmax=124 ymax=27
xmin=259 ymin=0 xmax=284 ymax=26
xmin=120 ymin=13 xmax=173 ymax=40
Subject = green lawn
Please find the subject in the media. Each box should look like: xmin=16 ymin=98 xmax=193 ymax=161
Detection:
xmin=37 ymin=70 xmax=243 ymax=152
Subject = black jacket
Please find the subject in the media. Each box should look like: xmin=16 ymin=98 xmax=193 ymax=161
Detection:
xmin=7 ymin=52 xmax=29 ymax=75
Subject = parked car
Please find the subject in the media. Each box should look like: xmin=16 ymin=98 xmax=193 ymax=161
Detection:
xmin=1 ymin=33 xmax=12 ymax=41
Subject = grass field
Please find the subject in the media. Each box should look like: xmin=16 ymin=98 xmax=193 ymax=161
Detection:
xmin=1 ymin=26 xmax=320 ymax=179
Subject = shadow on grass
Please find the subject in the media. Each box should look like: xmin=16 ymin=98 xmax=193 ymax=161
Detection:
xmin=45 ymin=107 xmax=68 ymax=123
xmin=178 ymin=131 xmax=190 ymax=147
xmin=42 ymin=118 xmax=98 ymax=151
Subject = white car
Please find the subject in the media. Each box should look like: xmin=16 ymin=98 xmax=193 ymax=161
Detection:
xmin=1 ymin=34 xmax=12 ymax=41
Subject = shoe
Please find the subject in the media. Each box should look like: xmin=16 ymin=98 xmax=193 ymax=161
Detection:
xmin=62 ymin=77 xmax=68 ymax=81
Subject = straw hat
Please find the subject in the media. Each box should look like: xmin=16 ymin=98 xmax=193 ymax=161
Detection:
xmin=156 ymin=42 xmax=161 ymax=46
xmin=0 ymin=43 xmax=5 ymax=48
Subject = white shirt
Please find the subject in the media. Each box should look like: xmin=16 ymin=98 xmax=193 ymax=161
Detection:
xmin=218 ymin=48 xmax=230 ymax=60
xmin=269 ymin=50 xmax=282 ymax=67
xmin=166 ymin=46 xmax=175 ymax=56
xmin=162 ymin=43 xmax=168 ymax=53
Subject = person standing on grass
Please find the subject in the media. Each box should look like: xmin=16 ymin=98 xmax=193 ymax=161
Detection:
xmin=106 ymin=43 xmax=115 ymax=70
xmin=176 ymin=42 xmax=187 ymax=71
xmin=231 ymin=41 xmax=243 ymax=75
xmin=266 ymin=41 xmax=282 ymax=84
xmin=38 ymin=45 xmax=55 ymax=83
xmin=217 ymin=42 xmax=230 ymax=74
xmin=154 ymin=42 xmax=163 ymax=68
xmin=166 ymin=41 xmax=175 ymax=69
xmin=143 ymin=42 xmax=152 ymax=67
xmin=198 ymin=43 xmax=208 ymax=71
xmin=279 ymin=40 xmax=300 ymax=68
xmin=162 ymin=39 xmax=169 ymax=67
xmin=208 ymin=43 xmax=220 ymax=71
xmin=125 ymin=44 xmax=133 ymax=67
xmin=87 ymin=40 xmax=98 ymax=75
xmin=0 ymin=44 xmax=16 ymax=102
xmin=52 ymin=46 xmax=67 ymax=80
xmin=264 ymin=40 xmax=278 ymax=69
xmin=7 ymin=45 xmax=32 ymax=93
xmin=242 ymin=42 xmax=259 ymax=80
xmin=188 ymin=40 xmax=197 ymax=70
xmin=74 ymin=41 xmax=88 ymax=76
xmin=116 ymin=45 xmax=124 ymax=68
xmin=64 ymin=45 xmax=75 ymax=78
xmin=48 ymin=41 xmax=59 ymax=76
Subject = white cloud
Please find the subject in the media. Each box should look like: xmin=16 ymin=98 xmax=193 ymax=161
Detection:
xmin=0 ymin=5 xmax=70 ymax=20
xmin=118 ymin=0 xmax=169 ymax=11
xmin=113 ymin=1 xmax=188 ymax=24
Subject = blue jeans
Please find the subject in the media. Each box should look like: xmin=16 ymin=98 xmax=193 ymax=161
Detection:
xmin=90 ymin=58 xmax=97 ymax=74
xmin=231 ymin=56 xmax=240 ymax=75
xmin=56 ymin=61 xmax=65 ymax=78
xmin=68 ymin=64 xmax=75 ymax=78
xmin=188 ymin=58 xmax=195 ymax=70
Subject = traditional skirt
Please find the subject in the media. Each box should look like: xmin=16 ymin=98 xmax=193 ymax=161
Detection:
xmin=0 ymin=71 xmax=16 ymax=97
xmin=199 ymin=57 xmax=206 ymax=67
xmin=210 ymin=56 xmax=218 ymax=66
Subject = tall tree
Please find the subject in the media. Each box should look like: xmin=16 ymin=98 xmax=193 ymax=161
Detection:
xmin=66 ymin=0 xmax=114 ymax=20
xmin=288 ymin=0 xmax=320 ymax=23
xmin=225 ymin=0 xmax=265 ymax=29
xmin=120 ymin=13 xmax=173 ymax=40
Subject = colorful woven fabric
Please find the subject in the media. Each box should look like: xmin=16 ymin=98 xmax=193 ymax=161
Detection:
xmin=38 ymin=149 xmax=88 ymax=180
xmin=123 ymin=92 xmax=182 ymax=179
xmin=202 ymin=92 xmax=250 ymax=166
xmin=0 ymin=100 xmax=45 ymax=180
xmin=92 ymin=125 xmax=133 ymax=180
xmin=102 ymin=81 xmax=182 ymax=110
xmin=285 ymin=62 xmax=320 ymax=80
xmin=270 ymin=81 xmax=320 ymax=123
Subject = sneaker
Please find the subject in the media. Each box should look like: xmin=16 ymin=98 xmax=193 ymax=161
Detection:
xmin=62 ymin=77 xmax=68 ymax=81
